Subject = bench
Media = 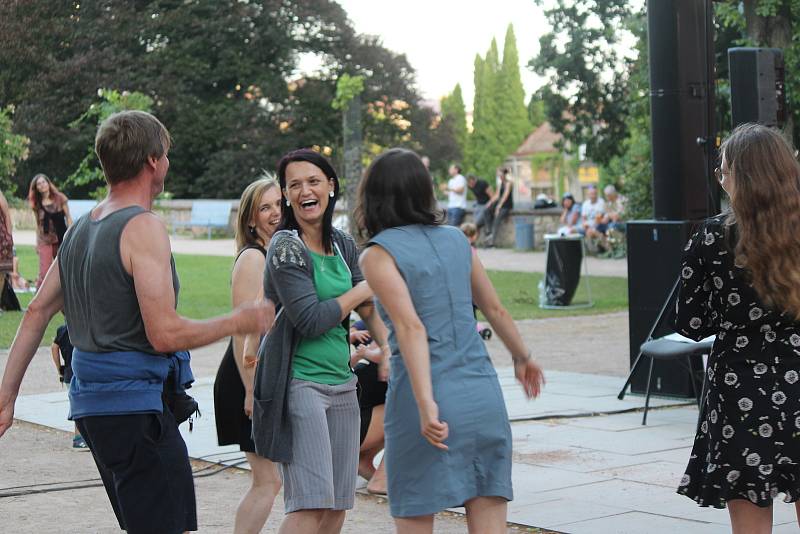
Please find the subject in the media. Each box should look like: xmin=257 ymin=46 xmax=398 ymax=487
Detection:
xmin=172 ymin=200 xmax=233 ymax=239
xmin=68 ymin=200 xmax=98 ymax=222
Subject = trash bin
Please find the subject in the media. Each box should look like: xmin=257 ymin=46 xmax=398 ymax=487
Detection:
xmin=540 ymin=234 xmax=583 ymax=306
xmin=514 ymin=217 xmax=534 ymax=250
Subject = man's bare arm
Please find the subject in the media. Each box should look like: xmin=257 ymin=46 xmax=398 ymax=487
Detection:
xmin=0 ymin=261 xmax=65 ymax=437
xmin=122 ymin=213 xmax=271 ymax=353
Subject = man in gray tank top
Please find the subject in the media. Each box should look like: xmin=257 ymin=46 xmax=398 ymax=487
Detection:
xmin=0 ymin=111 xmax=273 ymax=533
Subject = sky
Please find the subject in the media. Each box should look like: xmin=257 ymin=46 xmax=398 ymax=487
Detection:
xmin=334 ymin=0 xmax=548 ymax=111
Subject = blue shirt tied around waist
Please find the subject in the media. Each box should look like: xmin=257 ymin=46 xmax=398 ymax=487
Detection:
xmin=68 ymin=349 xmax=194 ymax=420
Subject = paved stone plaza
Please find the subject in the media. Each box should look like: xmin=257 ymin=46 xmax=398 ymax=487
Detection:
xmin=3 ymin=235 xmax=798 ymax=532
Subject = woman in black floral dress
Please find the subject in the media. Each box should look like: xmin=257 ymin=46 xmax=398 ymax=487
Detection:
xmin=674 ymin=123 xmax=800 ymax=532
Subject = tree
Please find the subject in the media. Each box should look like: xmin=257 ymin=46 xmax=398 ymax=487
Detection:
xmin=440 ymin=84 xmax=468 ymax=158
xmin=332 ymin=73 xmax=364 ymax=228
xmin=716 ymin=0 xmax=798 ymax=141
xmin=67 ymin=89 xmax=154 ymax=198
xmin=601 ymin=10 xmax=652 ymax=220
xmin=497 ymin=25 xmax=531 ymax=151
xmin=467 ymin=40 xmax=504 ymax=179
xmin=530 ymin=1 xmax=635 ymax=166
xmin=527 ymin=92 xmax=546 ymax=130
xmin=0 ymin=1 xmax=428 ymax=199
xmin=0 ymin=105 xmax=29 ymax=195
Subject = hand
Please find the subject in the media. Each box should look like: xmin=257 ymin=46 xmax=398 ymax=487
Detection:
xmin=0 ymin=392 xmax=16 ymax=438
xmin=514 ymin=356 xmax=545 ymax=399
xmin=377 ymin=345 xmax=390 ymax=382
xmin=349 ymin=330 xmax=371 ymax=345
xmin=244 ymin=390 xmax=254 ymax=419
xmin=233 ymin=298 xmax=276 ymax=335
xmin=418 ymin=400 xmax=448 ymax=450
xmin=494 ymin=206 xmax=500 ymax=217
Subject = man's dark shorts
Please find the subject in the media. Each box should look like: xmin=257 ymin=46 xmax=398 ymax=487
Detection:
xmin=76 ymin=406 xmax=197 ymax=534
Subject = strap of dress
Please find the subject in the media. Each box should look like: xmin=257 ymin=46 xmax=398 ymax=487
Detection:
xmin=235 ymin=244 xmax=267 ymax=263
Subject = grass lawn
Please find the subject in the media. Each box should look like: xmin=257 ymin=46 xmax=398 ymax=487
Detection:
xmin=0 ymin=246 xmax=628 ymax=349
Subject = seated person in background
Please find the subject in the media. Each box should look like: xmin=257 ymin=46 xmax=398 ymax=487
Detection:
xmin=597 ymin=184 xmax=626 ymax=233
xmin=459 ymin=222 xmax=479 ymax=250
xmin=349 ymin=320 xmax=387 ymax=495
xmin=482 ymin=167 xmax=514 ymax=247
xmin=557 ymin=193 xmax=582 ymax=235
xmin=579 ymin=186 xmax=606 ymax=247
xmin=10 ymin=249 xmax=30 ymax=292
xmin=467 ymin=175 xmax=493 ymax=231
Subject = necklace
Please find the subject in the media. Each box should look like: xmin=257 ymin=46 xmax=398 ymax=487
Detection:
xmin=319 ymin=254 xmax=329 ymax=272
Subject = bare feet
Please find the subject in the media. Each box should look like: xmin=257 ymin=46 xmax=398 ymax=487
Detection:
xmin=366 ymin=475 xmax=387 ymax=495
xmin=358 ymin=456 xmax=376 ymax=481
xmin=366 ymin=461 xmax=387 ymax=495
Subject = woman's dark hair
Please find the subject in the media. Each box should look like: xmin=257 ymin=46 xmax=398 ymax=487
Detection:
xmin=277 ymin=148 xmax=340 ymax=254
xmin=354 ymin=148 xmax=443 ymax=241
xmin=561 ymin=193 xmax=575 ymax=208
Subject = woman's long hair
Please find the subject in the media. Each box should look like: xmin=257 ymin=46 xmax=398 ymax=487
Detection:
xmin=721 ymin=123 xmax=800 ymax=318
xmin=27 ymin=174 xmax=65 ymax=212
xmin=354 ymin=148 xmax=443 ymax=242
xmin=276 ymin=149 xmax=339 ymax=254
xmin=235 ymin=175 xmax=279 ymax=252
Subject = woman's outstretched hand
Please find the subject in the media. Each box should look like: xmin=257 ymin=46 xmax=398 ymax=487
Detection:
xmin=514 ymin=357 xmax=545 ymax=399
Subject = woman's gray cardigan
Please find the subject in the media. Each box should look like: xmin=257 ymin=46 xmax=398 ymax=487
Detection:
xmin=252 ymin=227 xmax=364 ymax=463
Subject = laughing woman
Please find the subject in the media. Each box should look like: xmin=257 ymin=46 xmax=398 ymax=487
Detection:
xmin=253 ymin=149 xmax=387 ymax=534
xmin=213 ymin=177 xmax=283 ymax=534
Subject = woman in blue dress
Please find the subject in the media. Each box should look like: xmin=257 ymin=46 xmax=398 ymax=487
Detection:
xmin=355 ymin=148 xmax=545 ymax=533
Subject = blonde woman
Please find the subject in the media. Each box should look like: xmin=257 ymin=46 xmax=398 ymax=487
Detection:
xmin=213 ymin=177 xmax=282 ymax=533
xmin=674 ymin=123 xmax=800 ymax=533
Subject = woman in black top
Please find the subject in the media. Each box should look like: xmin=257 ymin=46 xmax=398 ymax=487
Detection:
xmin=674 ymin=124 xmax=800 ymax=533
xmin=213 ymin=176 xmax=283 ymax=534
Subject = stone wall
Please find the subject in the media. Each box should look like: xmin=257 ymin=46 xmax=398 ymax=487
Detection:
xmin=12 ymin=201 xmax=564 ymax=249
xmin=463 ymin=206 xmax=562 ymax=250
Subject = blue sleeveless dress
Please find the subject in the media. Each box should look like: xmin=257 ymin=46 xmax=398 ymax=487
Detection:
xmin=369 ymin=224 xmax=513 ymax=518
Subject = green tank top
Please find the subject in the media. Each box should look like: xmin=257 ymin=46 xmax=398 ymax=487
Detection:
xmin=293 ymin=249 xmax=352 ymax=385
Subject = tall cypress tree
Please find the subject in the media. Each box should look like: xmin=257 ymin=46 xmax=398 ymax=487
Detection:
xmin=498 ymin=24 xmax=531 ymax=151
xmin=467 ymin=39 xmax=505 ymax=179
xmin=440 ymin=83 xmax=468 ymax=158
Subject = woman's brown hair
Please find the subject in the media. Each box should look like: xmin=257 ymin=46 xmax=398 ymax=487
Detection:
xmin=721 ymin=123 xmax=800 ymax=318
xmin=27 ymin=173 xmax=66 ymax=212
xmin=235 ymin=175 xmax=280 ymax=252
xmin=354 ymin=148 xmax=443 ymax=242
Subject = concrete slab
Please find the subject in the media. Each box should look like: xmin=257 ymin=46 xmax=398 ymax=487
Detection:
xmin=508 ymin=499 xmax=629 ymax=530
xmin=553 ymin=511 xmax=731 ymax=534
xmin=14 ymin=368 xmax=792 ymax=531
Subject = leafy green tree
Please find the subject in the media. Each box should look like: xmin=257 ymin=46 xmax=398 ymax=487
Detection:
xmin=440 ymin=84 xmax=468 ymax=158
xmin=467 ymin=40 xmax=504 ymax=178
xmin=0 ymin=105 xmax=29 ymax=195
xmin=601 ymin=11 xmax=652 ymax=220
xmin=0 ymin=1 xmax=428 ymax=199
xmin=466 ymin=29 xmax=533 ymax=179
xmin=67 ymin=89 xmax=154 ymax=198
xmin=715 ymin=0 xmax=798 ymax=142
xmin=530 ymin=1 xmax=634 ymax=166
xmin=527 ymin=92 xmax=546 ymax=130
xmin=497 ymin=25 xmax=531 ymax=150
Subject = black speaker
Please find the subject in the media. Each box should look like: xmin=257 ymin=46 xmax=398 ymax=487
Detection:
xmin=647 ymin=0 xmax=719 ymax=221
xmin=626 ymin=220 xmax=703 ymax=396
xmin=728 ymin=47 xmax=786 ymax=129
